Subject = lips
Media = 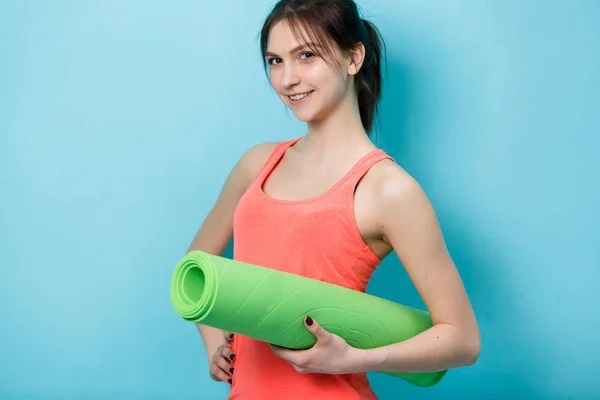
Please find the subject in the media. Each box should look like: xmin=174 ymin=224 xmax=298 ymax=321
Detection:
xmin=287 ymin=90 xmax=314 ymax=103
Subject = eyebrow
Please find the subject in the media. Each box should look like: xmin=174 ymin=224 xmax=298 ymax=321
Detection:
xmin=265 ymin=43 xmax=320 ymax=58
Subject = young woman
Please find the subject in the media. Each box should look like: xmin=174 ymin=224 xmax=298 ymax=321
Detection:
xmin=188 ymin=0 xmax=480 ymax=398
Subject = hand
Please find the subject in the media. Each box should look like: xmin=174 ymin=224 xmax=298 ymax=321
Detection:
xmin=209 ymin=330 xmax=236 ymax=384
xmin=269 ymin=316 xmax=359 ymax=374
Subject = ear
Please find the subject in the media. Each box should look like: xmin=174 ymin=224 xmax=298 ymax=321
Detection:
xmin=347 ymin=42 xmax=366 ymax=76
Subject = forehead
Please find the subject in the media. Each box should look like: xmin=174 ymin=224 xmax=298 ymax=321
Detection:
xmin=267 ymin=19 xmax=306 ymax=52
xmin=266 ymin=18 xmax=342 ymax=61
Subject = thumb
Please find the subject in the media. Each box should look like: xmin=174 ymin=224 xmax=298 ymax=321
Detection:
xmin=304 ymin=316 xmax=329 ymax=341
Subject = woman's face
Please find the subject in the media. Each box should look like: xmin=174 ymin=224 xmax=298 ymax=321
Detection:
xmin=265 ymin=19 xmax=353 ymax=124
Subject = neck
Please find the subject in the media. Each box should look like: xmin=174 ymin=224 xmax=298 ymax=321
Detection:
xmin=302 ymin=90 xmax=371 ymax=155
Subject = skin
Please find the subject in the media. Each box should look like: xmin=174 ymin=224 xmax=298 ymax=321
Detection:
xmin=190 ymin=18 xmax=480 ymax=384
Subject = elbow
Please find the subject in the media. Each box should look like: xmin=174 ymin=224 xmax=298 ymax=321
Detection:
xmin=463 ymin=332 xmax=481 ymax=366
xmin=450 ymin=322 xmax=480 ymax=366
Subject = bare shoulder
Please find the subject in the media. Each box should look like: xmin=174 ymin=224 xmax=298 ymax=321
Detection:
xmin=361 ymin=158 xmax=435 ymax=240
xmin=214 ymin=141 xmax=280 ymax=202
xmin=364 ymin=159 xmax=424 ymax=203
xmin=237 ymin=141 xmax=280 ymax=180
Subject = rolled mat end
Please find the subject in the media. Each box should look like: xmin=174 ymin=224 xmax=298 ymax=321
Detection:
xmin=170 ymin=251 xmax=218 ymax=322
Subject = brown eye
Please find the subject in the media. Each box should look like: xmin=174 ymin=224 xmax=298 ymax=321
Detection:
xmin=267 ymin=58 xmax=282 ymax=65
xmin=300 ymin=52 xmax=314 ymax=60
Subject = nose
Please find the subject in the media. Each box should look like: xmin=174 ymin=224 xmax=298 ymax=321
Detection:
xmin=281 ymin=62 xmax=300 ymax=89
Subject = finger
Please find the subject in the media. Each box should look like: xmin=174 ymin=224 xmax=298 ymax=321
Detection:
xmin=269 ymin=344 xmax=296 ymax=361
xmin=210 ymin=361 xmax=233 ymax=384
xmin=220 ymin=343 xmax=236 ymax=362
xmin=269 ymin=344 xmax=309 ymax=372
xmin=215 ymin=354 xmax=235 ymax=376
xmin=223 ymin=330 xmax=234 ymax=342
xmin=304 ymin=316 xmax=329 ymax=342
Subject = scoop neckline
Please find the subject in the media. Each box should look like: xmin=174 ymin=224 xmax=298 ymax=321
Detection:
xmin=257 ymin=138 xmax=383 ymax=205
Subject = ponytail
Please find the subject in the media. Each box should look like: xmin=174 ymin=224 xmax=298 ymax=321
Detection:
xmin=356 ymin=19 xmax=386 ymax=135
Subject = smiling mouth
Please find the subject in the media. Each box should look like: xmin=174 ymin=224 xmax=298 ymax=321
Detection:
xmin=287 ymin=90 xmax=314 ymax=103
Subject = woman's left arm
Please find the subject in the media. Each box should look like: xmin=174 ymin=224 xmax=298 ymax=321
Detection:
xmin=355 ymin=171 xmax=481 ymax=373
xmin=270 ymin=167 xmax=480 ymax=375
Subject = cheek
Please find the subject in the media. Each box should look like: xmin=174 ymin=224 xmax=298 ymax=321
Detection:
xmin=308 ymin=68 xmax=344 ymax=100
xmin=268 ymin=69 xmax=281 ymax=90
xmin=304 ymin=64 xmax=328 ymax=86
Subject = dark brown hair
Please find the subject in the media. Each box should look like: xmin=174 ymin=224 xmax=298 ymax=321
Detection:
xmin=259 ymin=0 xmax=386 ymax=134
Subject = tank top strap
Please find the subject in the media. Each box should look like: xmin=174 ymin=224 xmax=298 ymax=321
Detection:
xmin=335 ymin=149 xmax=395 ymax=196
xmin=253 ymin=137 xmax=302 ymax=185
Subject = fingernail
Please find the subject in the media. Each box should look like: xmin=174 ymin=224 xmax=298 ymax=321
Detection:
xmin=305 ymin=316 xmax=313 ymax=326
xmin=230 ymin=353 xmax=236 ymax=361
xmin=229 ymin=367 xmax=234 ymax=373
xmin=228 ymin=378 xmax=232 ymax=384
xmin=229 ymin=333 xmax=234 ymax=339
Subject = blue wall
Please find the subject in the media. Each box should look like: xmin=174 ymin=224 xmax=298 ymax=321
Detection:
xmin=1 ymin=1 xmax=598 ymax=399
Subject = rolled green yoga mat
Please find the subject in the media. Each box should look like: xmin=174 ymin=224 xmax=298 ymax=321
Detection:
xmin=170 ymin=250 xmax=447 ymax=387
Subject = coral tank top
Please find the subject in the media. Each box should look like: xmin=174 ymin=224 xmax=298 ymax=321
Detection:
xmin=227 ymin=137 xmax=394 ymax=400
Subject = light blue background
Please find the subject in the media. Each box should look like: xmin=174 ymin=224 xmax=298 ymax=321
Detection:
xmin=1 ymin=1 xmax=599 ymax=399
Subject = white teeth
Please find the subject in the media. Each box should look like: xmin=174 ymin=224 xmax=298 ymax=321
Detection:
xmin=290 ymin=92 xmax=310 ymax=100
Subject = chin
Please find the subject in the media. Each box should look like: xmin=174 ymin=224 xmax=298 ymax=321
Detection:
xmin=291 ymin=109 xmax=320 ymax=123
xmin=292 ymin=112 xmax=312 ymax=122
xmin=289 ymin=104 xmax=324 ymax=123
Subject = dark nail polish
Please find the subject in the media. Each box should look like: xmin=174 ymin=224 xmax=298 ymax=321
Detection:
xmin=230 ymin=367 xmax=234 ymax=373
xmin=230 ymin=353 xmax=235 ymax=361
xmin=229 ymin=333 xmax=234 ymax=339
xmin=228 ymin=378 xmax=232 ymax=384
xmin=306 ymin=316 xmax=313 ymax=326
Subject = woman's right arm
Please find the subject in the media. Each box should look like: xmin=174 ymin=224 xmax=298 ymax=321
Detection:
xmin=184 ymin=141 xmax=278 ymax=379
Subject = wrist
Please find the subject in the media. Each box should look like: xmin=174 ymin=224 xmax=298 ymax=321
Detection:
xmin=347 ymin=346 xmax=386 ymax=373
